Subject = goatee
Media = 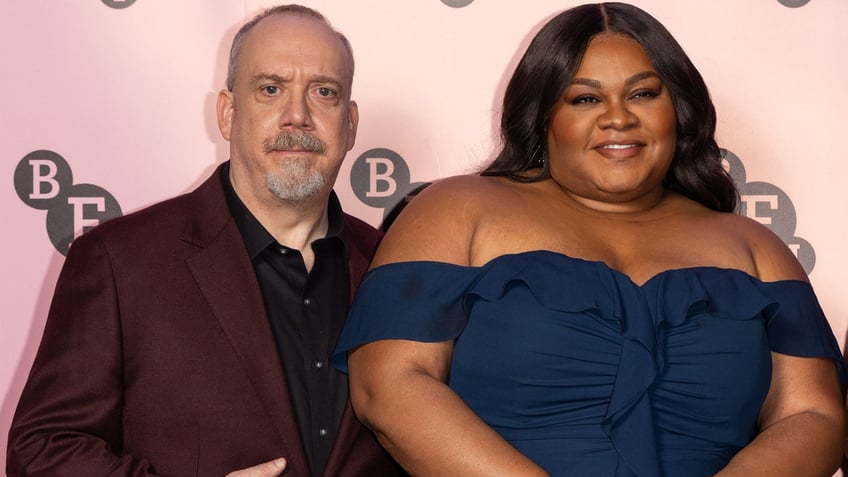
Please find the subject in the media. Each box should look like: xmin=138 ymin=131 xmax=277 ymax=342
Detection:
xmin=263 ymin=130 xmax=327 ymax=204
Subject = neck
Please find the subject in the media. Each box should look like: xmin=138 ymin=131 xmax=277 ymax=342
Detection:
xmin=231 ymin=174 xmax=331 ymax=253
xmin=255 ymin=199 xmax=330 ymax=251
xmin=562 ymin=186 xmax=670 ymax=220
xmin=246 ymin=192 xmax=329 ymax=273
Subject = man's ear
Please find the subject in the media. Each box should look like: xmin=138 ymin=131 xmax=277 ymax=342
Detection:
xmin=216 ymin=89 xmax=235 ymax=141
xmin=346 ymin=100 xmax=359 ymax=151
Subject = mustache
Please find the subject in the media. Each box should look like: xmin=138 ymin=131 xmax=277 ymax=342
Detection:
xmin=263 ymin=131 xmax=326 ymax=154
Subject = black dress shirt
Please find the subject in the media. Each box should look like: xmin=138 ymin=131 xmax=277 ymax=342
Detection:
xmin=222 ymin=165 xmax=350 ymax=477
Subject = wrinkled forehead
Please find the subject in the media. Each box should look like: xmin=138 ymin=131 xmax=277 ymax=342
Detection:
xmin=241 ymin=14 xmax=354 ymax=86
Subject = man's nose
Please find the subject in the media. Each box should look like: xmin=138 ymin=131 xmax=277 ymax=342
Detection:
xmin=278 ymin=91 xmax=313 ymax=129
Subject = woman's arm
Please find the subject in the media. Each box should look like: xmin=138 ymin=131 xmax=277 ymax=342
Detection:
xmin=715 ymin=353 xmax=844 ymax=477
xmin=717 ymin=217 xmax=845 ymax=476
xmin=348 ymin=339 xmax=549 ymax=476
xmin=348 ymin=176 xmax=548 ymax=476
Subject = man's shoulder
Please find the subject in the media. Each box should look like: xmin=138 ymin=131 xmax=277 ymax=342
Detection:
xmin=89 ymin=190 xmax=197 ymax=238
xmin=343 ymin=213 xmax=379 ymax=238
xmin=78 ymin=168 xmax=226 ymax=247
xmin=342 ymin=213 xmax=382 ymax=259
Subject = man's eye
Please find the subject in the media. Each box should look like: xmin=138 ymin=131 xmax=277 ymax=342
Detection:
xmin=316 ymin=87 xmax=335 ymax=97
xmin=262 ymin=85 xmax=280 ymax=95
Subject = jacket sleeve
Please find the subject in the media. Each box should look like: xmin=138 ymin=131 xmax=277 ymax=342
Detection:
xmin=6 ymin=230 xmax=164 ymax=477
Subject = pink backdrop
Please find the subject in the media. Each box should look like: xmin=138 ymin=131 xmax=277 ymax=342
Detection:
xmin=3 ymin=1 xmax=846 ymax=474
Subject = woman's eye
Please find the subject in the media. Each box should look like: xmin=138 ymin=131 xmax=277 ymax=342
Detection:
xmin=631 ymin=90 xmax=659 ymax=99
xmin=572 ymin=95 xmax=599 ymax=105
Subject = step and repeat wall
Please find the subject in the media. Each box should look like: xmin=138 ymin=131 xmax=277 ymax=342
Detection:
xmin=2 ymin=0 xmax=846 ymax=473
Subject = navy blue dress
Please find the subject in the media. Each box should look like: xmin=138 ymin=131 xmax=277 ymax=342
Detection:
xmin=334 ymin=251 xmax=843 ymax=477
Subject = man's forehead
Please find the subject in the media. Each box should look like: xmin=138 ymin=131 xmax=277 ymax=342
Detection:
xmin=248 ymin=14 xmax=341 ymax=53
xmin=242 ymin=14 xmax=352 ymax=80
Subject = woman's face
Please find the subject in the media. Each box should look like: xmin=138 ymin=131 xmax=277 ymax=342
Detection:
xmin=546 ymin=34 xmax=677 ymax=211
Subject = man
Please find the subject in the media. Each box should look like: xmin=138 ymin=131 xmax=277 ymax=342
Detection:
xmin=7 ymin=5 xmax=403 ymax=477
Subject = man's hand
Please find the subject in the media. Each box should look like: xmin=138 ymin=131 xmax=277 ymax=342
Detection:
xmin=225 ymin=458 xmax=286 ymax=477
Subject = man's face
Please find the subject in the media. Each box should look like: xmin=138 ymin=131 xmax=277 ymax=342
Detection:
xmin=217 ymin=14 xmax=358 ymax=206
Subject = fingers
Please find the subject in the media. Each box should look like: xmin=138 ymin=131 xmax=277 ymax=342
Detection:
xmin=224 ymin=457 xmax=287 ymax=477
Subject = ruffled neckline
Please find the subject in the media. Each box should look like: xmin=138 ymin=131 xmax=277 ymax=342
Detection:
xmin=372 ymin=249 xmax=802 ymax=288
xmin=360 ymin=251 xmax=822 ymax=477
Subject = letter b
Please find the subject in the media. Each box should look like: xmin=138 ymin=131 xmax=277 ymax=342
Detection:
xmin=15 ymin=150 xmax=73 ymax=210
xmin=366 ymin=157 xmax=397 ymax=198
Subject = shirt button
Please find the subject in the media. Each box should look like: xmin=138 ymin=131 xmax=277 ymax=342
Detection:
xmin=314 ymin=360 xmax=324 ymax=370
xmin=303 ymin=297 xmax=311 ymax=306
xmin=318 ymin=428 xmax=328 ymax=437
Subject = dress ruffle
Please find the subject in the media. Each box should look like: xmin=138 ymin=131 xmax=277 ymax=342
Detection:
xmin=335 ymin=251 xmax=843 ymax=477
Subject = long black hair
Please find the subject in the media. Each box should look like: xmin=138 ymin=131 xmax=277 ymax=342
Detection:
xmin=482 ymin=2 xmax=737 ymax=212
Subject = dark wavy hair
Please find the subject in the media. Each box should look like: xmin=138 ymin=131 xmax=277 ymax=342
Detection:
xmin=482 ymin=2 xmax=737 ymax=212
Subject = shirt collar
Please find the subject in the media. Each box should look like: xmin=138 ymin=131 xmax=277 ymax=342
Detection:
xmin=221 ymin=162 xmax=345 ymax=260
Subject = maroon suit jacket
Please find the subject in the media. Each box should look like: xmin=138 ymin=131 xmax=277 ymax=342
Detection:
xmin=7 ymin=163 xmax=404 ymax=477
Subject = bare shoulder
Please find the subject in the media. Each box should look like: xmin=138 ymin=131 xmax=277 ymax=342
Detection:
xmin=371 ymin=175 xmax=503 ymax=267
xmin=719 ymin=212 xmax=809 ymax=283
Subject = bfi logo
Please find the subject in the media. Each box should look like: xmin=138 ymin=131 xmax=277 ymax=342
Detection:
xmin=722 ymin=149 xmax=815 ymax=274
xmin=777 ymin=0 xmax=811 ymax=6
xmin=101 ymin=0 xmax=136 ymax=9
xmin=441 ymin=0 xmax=475 ymax=7
xmin=14 ymin=150 xmax=122 ymax=255
xmin=350 ymin=147 xmax=429 ymax=225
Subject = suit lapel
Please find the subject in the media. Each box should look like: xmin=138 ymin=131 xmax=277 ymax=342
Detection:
xmin=182 ymin=166 xmax=311 ymax=476
xmin=322 ymin=217 xmax=383 ymax=477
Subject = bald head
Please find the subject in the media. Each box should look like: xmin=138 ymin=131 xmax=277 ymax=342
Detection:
xmin=225 ymin=4 xmax=354 ymax=92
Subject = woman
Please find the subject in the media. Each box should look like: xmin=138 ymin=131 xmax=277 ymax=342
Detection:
xmin=335 ymin=3 xmax=845 ymax=476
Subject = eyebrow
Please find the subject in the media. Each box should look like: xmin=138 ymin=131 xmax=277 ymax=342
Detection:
xmin=570 ymin=71 xmax=661 ymax=89
xmin=251 ymin=73 xmax=287 ymax=87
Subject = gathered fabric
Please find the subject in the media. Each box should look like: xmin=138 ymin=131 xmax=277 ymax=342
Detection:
xmin=335 ymin=250 xmax=844 ymax=477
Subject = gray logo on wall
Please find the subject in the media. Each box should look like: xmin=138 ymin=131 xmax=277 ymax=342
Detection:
xmin=14 ymin=150 xmax=122 ymax=255
xmin=101 ymin=0 xmax=136 ymax=9
xmin=723 ymin=149 xmax=815 ymax=273
xmin=441 ymin=0 xmax=475 ymax=7
xmin=777 ymin=0 xmax=811 ymax=7
xmin=350 ymin=147 xmax=430 ymax=228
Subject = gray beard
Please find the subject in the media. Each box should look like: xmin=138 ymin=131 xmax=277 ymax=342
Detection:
xmin=265 ymin=156 xmax=326 ymax=204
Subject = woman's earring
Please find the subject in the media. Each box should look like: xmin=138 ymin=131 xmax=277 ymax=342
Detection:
xmin=533 ymin=144 xmax=545 ymax=166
